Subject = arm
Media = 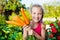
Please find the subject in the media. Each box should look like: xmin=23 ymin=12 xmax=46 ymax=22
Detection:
xmin=23 ymin=26 xmax=28 ymax=40
xmin=41 ymin=24 xmax=46 ymax=40
xmin=23 ymin=29 xmax=28 ymax=40
xmin=33 ymin=23 xmax=46 ymax=40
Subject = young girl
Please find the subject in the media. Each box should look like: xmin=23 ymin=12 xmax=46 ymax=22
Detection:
xmin=23 ymin=4 xmax=46 ymax=40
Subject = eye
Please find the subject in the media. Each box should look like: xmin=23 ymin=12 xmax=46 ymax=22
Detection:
xmin=38 ymin=13 xmax=42 ymax=15
xmin=33 ymin=13 xmax=36 ymax=14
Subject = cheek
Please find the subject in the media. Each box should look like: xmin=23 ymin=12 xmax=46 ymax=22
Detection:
xmin=31 ymin=15 xmax=35 ymax=19
xmin=31 ymin=14 xmax=36 ymax=21
xmin=39 ymin=15 xmax=42 ymax=18
xmin=31 ymin=13 xmax=35 ymax=18
xmin=38 ymin=15 xmax=42 ymax=19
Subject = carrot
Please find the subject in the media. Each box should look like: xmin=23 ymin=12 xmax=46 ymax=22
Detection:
xmin=6 ymin=21 xmax=23 ymax=26
xmin=6 ymin=8 xmax=30 ymax=27
xmin=12 ymin=15 xmax=26 ymax=25
xmin=21 ymin=8 xmax=30 ymax=25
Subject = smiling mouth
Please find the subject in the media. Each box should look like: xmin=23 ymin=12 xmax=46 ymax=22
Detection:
xmin=35 ymin=18 xmax=39 ymax=20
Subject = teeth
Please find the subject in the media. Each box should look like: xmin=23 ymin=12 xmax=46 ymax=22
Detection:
xmin=35 ymin=18 xmax=38 ymax=20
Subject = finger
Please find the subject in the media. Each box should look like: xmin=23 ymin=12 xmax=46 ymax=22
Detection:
xmin=24 ymin=25 xmax=29 ymax=28
xmin=23 ymin=26 xmax=29 ymax=30
xmin=23 ymin=25 xmax=26 ymax=28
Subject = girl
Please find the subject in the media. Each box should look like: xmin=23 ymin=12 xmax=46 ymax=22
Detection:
xmin=23 ymin=4 xmax=46 ymax=40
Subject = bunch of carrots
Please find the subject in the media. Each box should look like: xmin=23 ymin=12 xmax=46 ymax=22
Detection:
xmin=6 ymin=8 xmax=30 ymax=27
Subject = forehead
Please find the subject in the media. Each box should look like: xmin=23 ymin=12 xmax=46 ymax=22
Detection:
xmin=32 ymin=7 xmax=42 ymax=12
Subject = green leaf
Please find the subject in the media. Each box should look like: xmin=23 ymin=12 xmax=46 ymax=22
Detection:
xmin=2 ymin=27 xmax=11 ymax=34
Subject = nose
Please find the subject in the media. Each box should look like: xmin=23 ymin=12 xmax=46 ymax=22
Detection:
xmin=35 ymin=13 xmax=38 ymax=18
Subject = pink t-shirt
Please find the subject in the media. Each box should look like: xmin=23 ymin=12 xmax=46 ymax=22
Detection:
xmin=32 ymin=23 xmax=41 ymax=35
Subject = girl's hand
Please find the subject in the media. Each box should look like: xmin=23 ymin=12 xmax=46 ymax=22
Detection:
xmin=23 ymin=25 xmax=28 ymax=40
xmin=23 ymin=25 xmax=29 ymax=31
xmin=28 ymin=29 xmax=34 ymax=35
xmin=23 ymin=25 xmax=34 ymax=35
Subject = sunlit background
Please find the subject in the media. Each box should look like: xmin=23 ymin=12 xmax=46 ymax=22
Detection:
xmin=21 ymin=0 xmax=60 ymax=7
xmin=0 ymin=0 xmax=60 ymax=40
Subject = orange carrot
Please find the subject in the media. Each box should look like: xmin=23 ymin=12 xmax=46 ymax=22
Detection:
xmin=21 ymin=8 xmax=30 ymax=25
xmin=6 ymin=21 xmax=23 ymax=26
xmin=6 ymin=8 xmax=30 ymax=27
xmin=12 ymin=15 xmax=26 ymax=25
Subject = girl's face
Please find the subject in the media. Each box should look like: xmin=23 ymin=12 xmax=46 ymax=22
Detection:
xmin=31 ymin=7 xmax=42 ymax=23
